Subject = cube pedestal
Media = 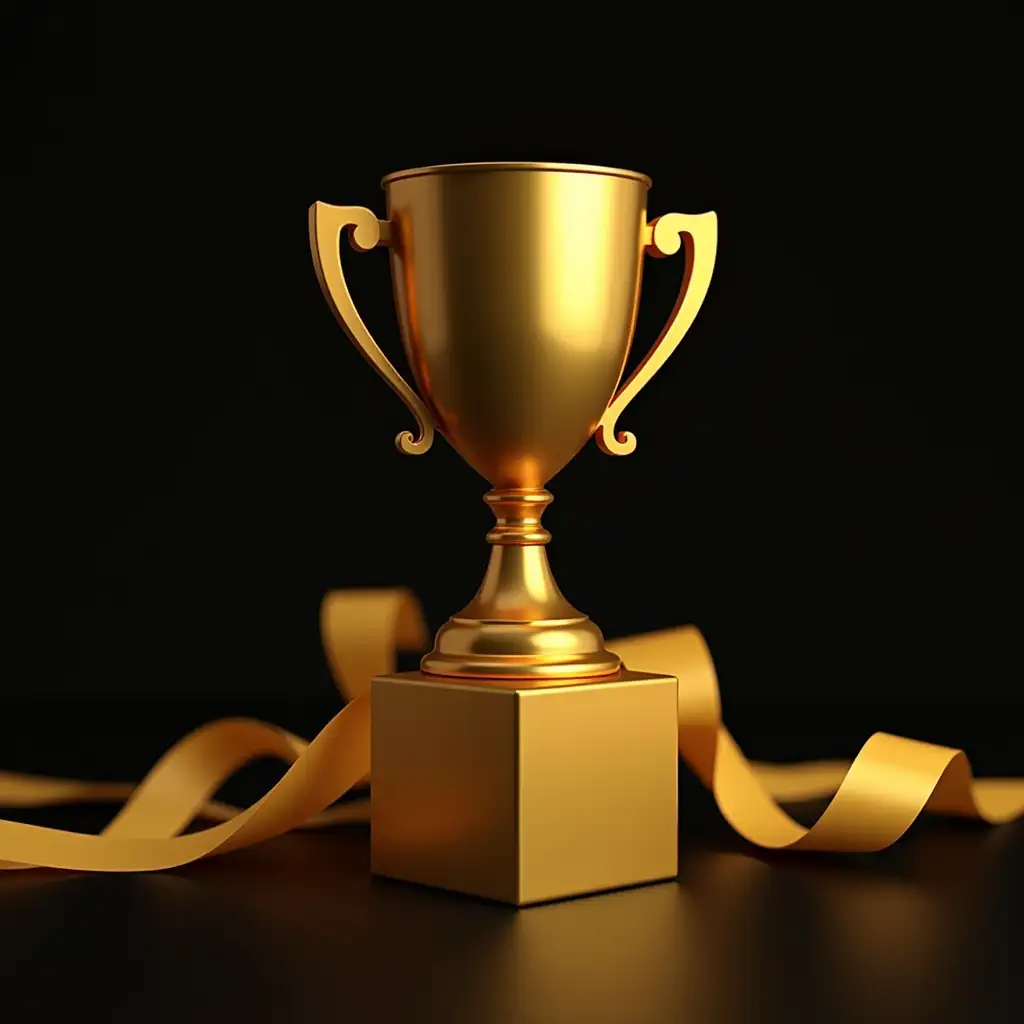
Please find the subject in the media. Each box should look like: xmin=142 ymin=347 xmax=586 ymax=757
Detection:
xmin=370 ymin=670 xmax=678 ymax=906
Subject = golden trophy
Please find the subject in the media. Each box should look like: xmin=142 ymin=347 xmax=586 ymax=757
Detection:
xmin=310 ymin=162 xmax=716 ymax=904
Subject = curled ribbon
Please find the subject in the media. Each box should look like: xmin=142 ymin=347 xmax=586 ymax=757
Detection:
xmin=2 ymin=589 xmax=1021 ymax=872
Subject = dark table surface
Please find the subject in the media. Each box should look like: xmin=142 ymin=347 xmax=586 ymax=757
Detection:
xmin=1 ymin=698 xmax=1021 ymax=1023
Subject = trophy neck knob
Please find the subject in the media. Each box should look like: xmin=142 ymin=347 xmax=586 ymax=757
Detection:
xmin=484 ymin=489 xmax=553 ymax=546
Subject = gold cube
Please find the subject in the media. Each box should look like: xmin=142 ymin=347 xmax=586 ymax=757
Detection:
xmin=370 ymin=670 xmax=678 ymax=905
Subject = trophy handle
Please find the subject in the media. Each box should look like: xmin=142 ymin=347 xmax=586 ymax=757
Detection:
xmin=308 ymin=202 xmax=435 ymax=455
xmin=595 ymin=211 xmax=718 ymax=455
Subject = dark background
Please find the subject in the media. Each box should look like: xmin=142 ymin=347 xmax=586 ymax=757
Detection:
xmin=5 ymin=13 xmax=1017 ymax=709
xmin=1 ymin=15 xmax=1020 ymax=1024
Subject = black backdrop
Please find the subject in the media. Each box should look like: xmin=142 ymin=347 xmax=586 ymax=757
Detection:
xmin=7 ymin=16 xmax=1017 ymax=705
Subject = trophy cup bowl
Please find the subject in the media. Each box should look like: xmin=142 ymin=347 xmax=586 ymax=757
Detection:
xmin=310 ymin=162 xmax=717 ymax=681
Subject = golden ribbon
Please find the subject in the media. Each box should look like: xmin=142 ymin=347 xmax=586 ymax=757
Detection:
xmin=2 ymin=589 xmax=1021 ymax=871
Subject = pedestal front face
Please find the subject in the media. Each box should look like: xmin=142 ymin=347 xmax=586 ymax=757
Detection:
xmin=370 ymin=671 xmax=678 ymax=906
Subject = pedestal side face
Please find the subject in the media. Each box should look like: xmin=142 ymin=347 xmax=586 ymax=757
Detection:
xmin=371 ymin=676 xmax=519 ymax=903
xmin=517 ymin=675 xmax=679 ymax=905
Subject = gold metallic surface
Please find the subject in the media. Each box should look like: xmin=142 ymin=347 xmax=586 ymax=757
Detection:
xmin=419 ymin=489 xmax=621 ymax=678
xmin=596 ymin=211 xmax=718 ymax=455
xmin=371 ymin=670 xmax=679 ymax=905
xmin=380 ymin=161 xmax=653 ymax=187
xmin=308 ymin=203 xmax=435 ymax=454
xmin=309 ymin=162 xmax=717 ymax=678
xmin=0 ymin=589 xmax=1021 ymax=877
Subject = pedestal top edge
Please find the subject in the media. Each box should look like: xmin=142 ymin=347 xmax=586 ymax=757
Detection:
xmin=371 ymin=670 xmax=677 ymax=694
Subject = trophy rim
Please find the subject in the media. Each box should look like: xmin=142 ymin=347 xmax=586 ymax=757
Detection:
xmin=380 ymin=161 xmax=652 ymax=189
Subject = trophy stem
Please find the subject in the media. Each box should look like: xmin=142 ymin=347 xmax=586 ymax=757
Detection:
xmin=419 ymin=489 xmax=622 ymax=681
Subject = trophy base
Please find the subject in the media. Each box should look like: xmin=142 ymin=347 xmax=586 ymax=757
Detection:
xmin=370 ymin=669 xmax=679 ymax=906
xmin=420 ymin=615 xmax=622 ymax=680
